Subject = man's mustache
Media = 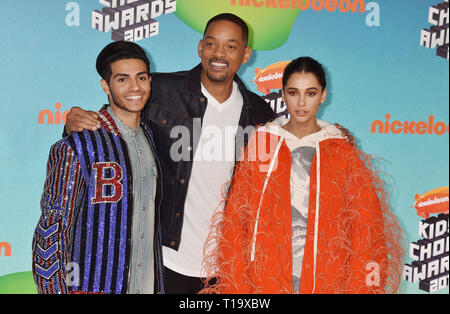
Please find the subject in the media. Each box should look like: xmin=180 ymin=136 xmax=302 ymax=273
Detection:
xmin=208 ymin=58 xmax=229 ymax=66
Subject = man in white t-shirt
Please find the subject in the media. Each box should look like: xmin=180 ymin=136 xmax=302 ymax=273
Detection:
xmin=159 ymin=14 xmax=275 ymax=293
xmin=163 ymin=81 xmax=243 ymax=278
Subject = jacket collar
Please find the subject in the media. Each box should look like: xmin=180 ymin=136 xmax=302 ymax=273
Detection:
xmin=184 ymin=64 xmax=203 ymax=93
xmin=97 ymin=105 xmax=122 ymax=137
xmin=184 ymin=63 xmax=253 ymax=112
xmin=98 ymin=104 xmax=152 ymax=140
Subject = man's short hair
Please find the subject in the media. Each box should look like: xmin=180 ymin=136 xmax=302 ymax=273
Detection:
xmin=204 ymin=13 xmax=249 ymax=45
xmin=96 ymin=41 xmax=150 ymax=81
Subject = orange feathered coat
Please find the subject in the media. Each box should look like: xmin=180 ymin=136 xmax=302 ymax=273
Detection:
xmin=202 ymin=126 xmax=403 ymax=294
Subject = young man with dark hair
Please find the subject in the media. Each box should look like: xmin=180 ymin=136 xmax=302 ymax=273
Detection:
xmin=33 ymin=41 xmax=164 ymax=294
xmin=65 ymin=13 xmax=276 ymax=294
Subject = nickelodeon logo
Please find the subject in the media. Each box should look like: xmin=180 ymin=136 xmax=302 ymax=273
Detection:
xmin=0 ymin=242 xmax=11 ymax=257
xmin=230 ymin=0 xmax=366 ymax=13
xmin=252 ymin=61 xmax=290 ymax=95
xmin=414 ymin=187 xmax=449 ymax=219
xmin=371 ymin=114 xmax=449 ymax=135
xmin=38 ymin=102 xmax=69 ymax=125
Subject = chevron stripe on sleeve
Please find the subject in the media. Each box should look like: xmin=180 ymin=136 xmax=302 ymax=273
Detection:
xmin=32 ymin=140 xmax=85 ymax=294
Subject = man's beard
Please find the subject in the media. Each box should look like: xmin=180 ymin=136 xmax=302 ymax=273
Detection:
xmin=206 ymin=70 xmax=228 ymax=82
xmin=109 ymin=88 xmax=143 ymax=113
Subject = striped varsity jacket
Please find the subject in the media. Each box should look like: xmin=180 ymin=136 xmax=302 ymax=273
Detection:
xmin=32 ymin=106 xmax=165 ymax=294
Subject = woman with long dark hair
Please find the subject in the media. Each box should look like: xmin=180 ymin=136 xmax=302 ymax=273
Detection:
xmin=202 ymin=57 xmax=404 ymax=294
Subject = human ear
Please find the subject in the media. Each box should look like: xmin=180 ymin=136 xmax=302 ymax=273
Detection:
xmin=197 ymin=40 xmax=203 ymax=58
xmin=320 ymin=88 xmax=327 ymax=104
xmin=100 ymin=79 xmax=111 ymax=96
xmin=242 ymin=46 xmax=252 ymax=64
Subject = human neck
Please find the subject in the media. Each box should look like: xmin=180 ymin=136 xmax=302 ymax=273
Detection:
xmin=282 ymin=119 xmax=321 ymax=139
xmin=200 ymin=71 xmax=234 ymax=103
xmin=110 ymin=105 xmax=140 ymax=131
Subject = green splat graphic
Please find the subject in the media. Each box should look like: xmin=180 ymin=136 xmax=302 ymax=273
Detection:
xmin=0 ymin=271 xmax=37 ymax=294
xmin=175 ymin=0 xmax=300 ymax=51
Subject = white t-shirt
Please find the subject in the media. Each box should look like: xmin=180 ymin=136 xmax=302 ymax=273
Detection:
xmin=163 ymin=82 xmax=244 ymax=277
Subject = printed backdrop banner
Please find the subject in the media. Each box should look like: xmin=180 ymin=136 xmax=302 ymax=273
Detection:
xmin=0 ymin=0 xmax=448 ymax=294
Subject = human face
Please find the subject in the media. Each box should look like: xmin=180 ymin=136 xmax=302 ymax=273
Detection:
xmin=282 ymin=72 xmax=327 ymax=127
xmin=101 ymin=58 xmax=151 ymax=117
xmin=198 ymin=20 xmax=252 ymax=85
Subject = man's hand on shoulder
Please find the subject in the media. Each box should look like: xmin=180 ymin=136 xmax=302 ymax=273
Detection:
xmin=334 ymin=123 xmax=356 ymax=147
xmin=66 ymin=106 xmax=101 ymax=134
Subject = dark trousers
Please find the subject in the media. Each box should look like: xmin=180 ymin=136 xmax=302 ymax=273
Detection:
xmin=163 ymin=266 xmax=216 ymax=294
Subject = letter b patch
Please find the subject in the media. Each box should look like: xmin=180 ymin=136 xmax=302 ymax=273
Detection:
xmin=91 ymin=162 xmax=123 ymax=204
